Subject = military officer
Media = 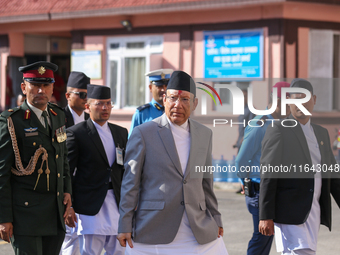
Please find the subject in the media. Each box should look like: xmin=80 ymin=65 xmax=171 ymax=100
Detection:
xmin=0 ymin=61 xmax=72 ymax=255
xmin=129 ymin=69 xmax=173 ymax=137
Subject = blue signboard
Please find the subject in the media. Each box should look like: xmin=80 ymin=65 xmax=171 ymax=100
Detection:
xmin=204 ymin=29 xmax=263 ymax=80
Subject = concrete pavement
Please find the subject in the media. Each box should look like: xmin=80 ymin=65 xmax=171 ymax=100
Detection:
xmin=0 ymin=186 xmax=339 ymax=254
xmin=216 ymin=186 xmax=340 ymax=255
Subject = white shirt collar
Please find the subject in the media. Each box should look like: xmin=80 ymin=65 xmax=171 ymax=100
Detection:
xmin=27 ymin=101 xmax=48 ymax=117
xmin=299 ymin=119 xmax=312 ymax=132
xmin=166 ymin=116 xmax=189 ymax=132
xmin=91 ymin=119 xmax=109 ymax=131
xmin=68 ymin=104 xmax=85 ymax=125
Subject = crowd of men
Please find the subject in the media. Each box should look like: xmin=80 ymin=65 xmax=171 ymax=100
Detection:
xmin=0 ymin=60 xmax=339 ymax=255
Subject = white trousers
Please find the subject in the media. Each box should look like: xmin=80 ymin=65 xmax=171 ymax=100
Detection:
xmin=79 ymin=234 xmax=125 ymax=255
xmin=282 ymin=248 xmax=316 ymax=255
xmin=125 ymin=237 xmax=228 ymax=255
xmin=59 ymin=225 xmax=79 ymax=255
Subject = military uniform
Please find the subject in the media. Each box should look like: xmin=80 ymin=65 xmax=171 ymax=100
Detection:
xmin=0 ymin=101 xmax=71 ymax=253
xmin=0 ymin=61 xmax=72 ymax=255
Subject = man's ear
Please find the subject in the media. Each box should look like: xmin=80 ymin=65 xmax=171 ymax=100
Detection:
xmin=276 ymin=98 xmax=281 ymax=109
xmin=21 ymin=82 xmax=26 ymax=95
xmin=192 ymin=97 xmax=198 ymax=111
xmin=85 ymin=103 xmax=90 ymax=111
xmin=163 ymin=94 xmax=167 ymax=105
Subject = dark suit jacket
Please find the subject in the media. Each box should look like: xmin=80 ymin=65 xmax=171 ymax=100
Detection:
xmin=66 ymin=118 xmax=128 ymax=215
xmin=63 ymin=105 xmax=89 ymax=128
xmin=0 ymin=101 xmax=72 ymax=236
xmin=259 ymin=115 xmax=340 ymax=230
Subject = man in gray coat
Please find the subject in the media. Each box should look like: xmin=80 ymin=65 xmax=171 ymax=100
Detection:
xmin=117 ymin=71 xmax=228 ymax=255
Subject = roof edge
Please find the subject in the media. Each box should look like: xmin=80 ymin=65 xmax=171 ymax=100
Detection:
xmin=50 ymin=0 xmax=284 ymax=20
xmin=0 ymin=13 xmax=49 ymax=24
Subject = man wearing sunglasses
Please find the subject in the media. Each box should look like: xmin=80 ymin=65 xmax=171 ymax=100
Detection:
xmin=64 ymin=71 xmax=90 ymax=129
xmin=129 ymin=69 xmax=173 ymax=137
xmin=60 ymin=71 xmax=90 ymax=255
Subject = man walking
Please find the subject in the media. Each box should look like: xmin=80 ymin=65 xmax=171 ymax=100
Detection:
xmin=118 ymin=71 xmax=228 ymax=254
xmin=236 ymin=82 xmax=290 ymax=255
xmin=259 ymin=79 xmax=340 ymax=255
xmin=60 ymin=71 xmax=90 ymax=255
xmin=64 ymin=71 xmax=90 ymax=128
xmin=66 ymin=84 xmax=128 ymax=255
xmin=0 ymin=61 xmax=72 ymax=255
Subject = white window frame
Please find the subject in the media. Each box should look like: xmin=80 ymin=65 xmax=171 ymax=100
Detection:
xmin=107 ymin=35 xmax=163 ymax=109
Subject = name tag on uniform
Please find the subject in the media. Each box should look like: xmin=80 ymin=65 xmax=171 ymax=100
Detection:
xmin=116 ymin=146 xmax=123 ymax=165
xmin=24 ymin=127 xmax=38 ymax=137
xmin=55 ymin=125 xmax=67 ymax=143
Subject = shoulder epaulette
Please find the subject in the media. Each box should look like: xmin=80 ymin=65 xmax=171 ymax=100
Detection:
xmin=48 ymin=102 xmax=63 ymax=110
xmin=0 ymin=107 xmax=21 ymax=118
xmin=137 ymin=103 xmax=151 ymax=111
xmin=256 ymin=115 xmax=268 ymax=125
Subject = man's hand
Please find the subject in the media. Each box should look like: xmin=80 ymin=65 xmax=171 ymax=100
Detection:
xmin=259 ymin=219 xmax=274 ymax=236
xmin=63 ymin=192 xmax=72 ymax=219
xmin=218 ymin=227 xmax=224 ymax=238
xmin=0 ymin=222 xmax=13 ymax=243
xmin=117 ymin=233 xmax=133 ymax=248
xmin=65 ymin=207 xmax=77 ymax=228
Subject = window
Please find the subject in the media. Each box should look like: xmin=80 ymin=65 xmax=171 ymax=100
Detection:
xmin=219 ymin=87 xmax=231 ymax=105
xmin=333 ymin=34 xmax=340 ymax=111
xmin=110 ymin=43 xmax=119 ymax=49
xmin=124 ymin=57 xmax=146 ymax=107
xmin=309 ymin=29 xmax=340 ymax=111
xmin=109 ymin=60 xmax=118 ymax=101
xmin=107 ymin=35 xmax=163 ymax=108
xmin=126 ymin=42 xmax=144 ymax=49
xmin=213 ymin=82 xmax=249 ymax=113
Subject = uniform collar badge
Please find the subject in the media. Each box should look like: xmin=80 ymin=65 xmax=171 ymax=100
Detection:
xmin=24 ymin=109 xmax=31 ymax=119
xmin=50 ymin=108 xmax=57 ymax=116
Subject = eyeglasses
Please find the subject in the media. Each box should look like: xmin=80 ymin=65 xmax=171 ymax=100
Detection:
xmin=90 ymin=101 xmax=114 ymax=109
xmin=166 ymin=96 xmax=191 ymax=104
xmin=69 ymin=91 xmax=87 ymax=99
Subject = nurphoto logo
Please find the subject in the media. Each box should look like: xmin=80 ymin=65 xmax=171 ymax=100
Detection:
xmin=198 ymin=84 xmax=312 ymax=117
